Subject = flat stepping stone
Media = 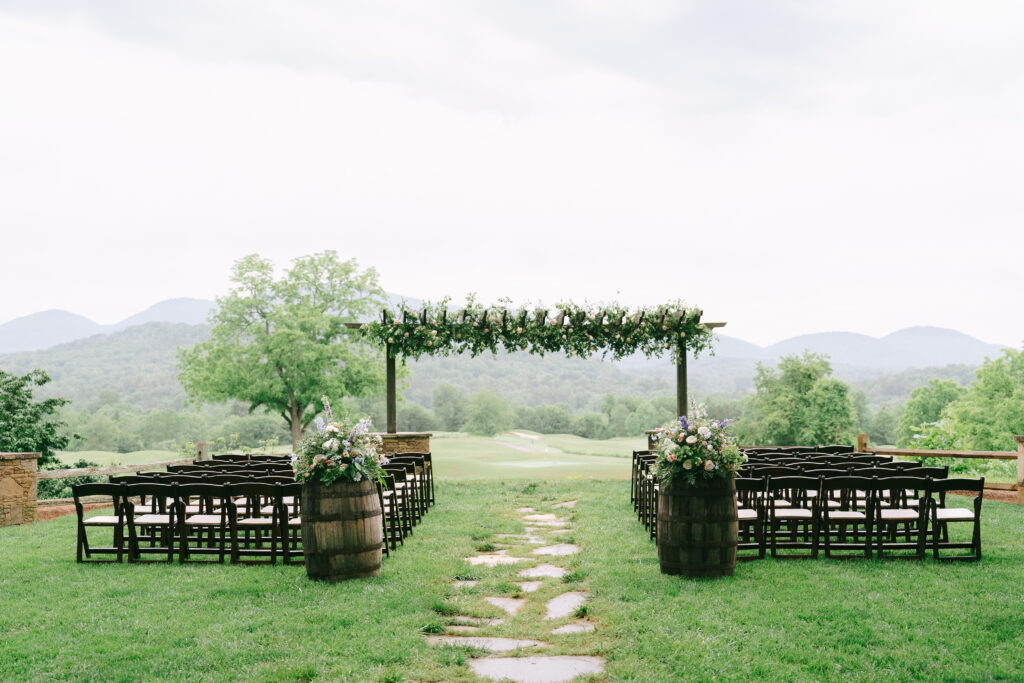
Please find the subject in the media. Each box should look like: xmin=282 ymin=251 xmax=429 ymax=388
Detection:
xmin=516 ymin=581 xmax=542 ymax=593
xmin=452 ymin=581 xmax=478 ymax=588
xmin=522 ymin=514 xmax=560 ymax=522
xmin=553 ymin=500 xmax=577 ymax=508
xmin=469 ymin=656 xmax=605 ymax=682
xmin=485 ymin=597 xmax=527 ymax=616
xmin=527 ymin=521 xmax=568 ymax=527
xmin=445 ymin=625 xmax=481 ymax=633
xmin=544 ymin=592 xmax=587 ymax=620
xmin=533 ymin=544 xmax=579 ymax=557
xmin=551 ymin=621 xmax=595 ymax=634
xmin=519 ymin=564 xmax=568 ymax=579
xmin=450 ymin=616 xmax=505 ymax=627
xmin=426 ymin=636 xmax=547 ymax=652
xmin=516 ymin=507 xmax=536 ymax=513
xmin=466 ymin=554 xmax=527 ymax=566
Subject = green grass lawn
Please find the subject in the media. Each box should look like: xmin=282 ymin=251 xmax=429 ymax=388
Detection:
xmin=3 ymin=473 xmax=1023 ymax=681
xmin=57 ymin=449 xmax=181 ymax=467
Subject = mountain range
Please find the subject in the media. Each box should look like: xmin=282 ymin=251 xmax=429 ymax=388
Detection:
xmin=0 ymin=298 xmax=1010 ymax=371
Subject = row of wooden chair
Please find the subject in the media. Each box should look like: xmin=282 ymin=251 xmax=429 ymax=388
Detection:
xmin=733 ymin=474 xmax=983 ymax=561
xmin=743 ymin=445 xmax=855 ymax=456
xmin=73 ymin=451 xmax=436 ymax=563
xmin=630 ymin=450 xmax=983 ymax=561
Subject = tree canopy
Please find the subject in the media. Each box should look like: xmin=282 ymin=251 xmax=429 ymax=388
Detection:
xmin=0 ymin=369 xmax=73 ymax=467
xmin=895 ymin=379 xmax=967 ymax=447
xmin=178 ymin=252 xmax=388 ymax=449
xmin=740 ymin=352 xmax=856 ymax=446
xmin=940 ymin=347 xmax=1024 ymax=451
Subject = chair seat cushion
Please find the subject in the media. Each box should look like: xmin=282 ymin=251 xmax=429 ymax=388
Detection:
xmin=773 ymin=508 xmax=813 ymax=519
xmin=133 ymin=514 xmax=172 ymax=525
xmin=827 ymin=510 xmax=866 ymax=520
xmin=935 ymin=507 xmax=975 ymax=522
xmin=880 ymin=509 xmax=920 ymax=521
xmin=237 ymin=517 xmax=275 ymax=527
xmin=737 ymin=508 xmax=759 ymax=521
xmin=288 ymin=517 xmax=302 ymax=527
xmin=185 ymin=514 xmax=224 ymax=525
xmin=83 ymin=515 xmax=123 ymax=526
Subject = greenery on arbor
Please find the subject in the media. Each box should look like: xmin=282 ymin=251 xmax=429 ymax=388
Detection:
xmin=178 ymin=252 xmax=388 ymax=450
xmin=738 ymin=352 xmax=856 ymax=446
xmin=0 ymin=369 xmax=73 ymax=467
xmin=363 ymin=296 xmax=714 ymax=362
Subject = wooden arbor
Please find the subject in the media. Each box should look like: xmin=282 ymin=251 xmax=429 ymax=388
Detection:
xmin=365 ymin=303 xmax=725 ymax=434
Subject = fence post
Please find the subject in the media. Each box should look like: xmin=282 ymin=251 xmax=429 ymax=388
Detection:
xmin=1015 ymin=436 xmax=1024 ymax=505
xmin=857 ymin=433 xmax=869 ymax=453
xmin=196 ymin=441 xmax=209 ymax=461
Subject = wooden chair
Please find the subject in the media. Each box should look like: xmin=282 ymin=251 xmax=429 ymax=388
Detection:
xmin=817 ymin=476 xmax=875 ymax=558
xmin=124 ymin=482 xmax=179 ymax=563
xmin=176 ymin=483 xmax=231 ymax=563
xmin=927 ymin=478 xmax=984 ymax=561
xmin=873 ymin=476 xmax=930 ymax=559
xmin=765 ymin=476 xmax=819 ymax=558
xmin=382 ymin=466 xmax=416 ymax=537
xmin=390 ymin=455 xmax=429 ymax=518
xmin=376 ymin=474 xmax=402 ymax=554
xmin=400 ymin=451 xmax=435 ymax=506
xmin=275 ymin=482 xmax=304 ymax=564
xmin=227 ymin=482 xmax=282 ymax=564
xmin=735 ymin=477 xmax=765 ymax=560
xmin=72 ymin=483 xmax=128 ymax=563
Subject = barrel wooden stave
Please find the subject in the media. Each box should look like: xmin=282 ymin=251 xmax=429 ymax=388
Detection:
xmin=657 ymin=477 xmax=738 ymax=578
xmin=301 ymin=479 xmax=383 ymax=582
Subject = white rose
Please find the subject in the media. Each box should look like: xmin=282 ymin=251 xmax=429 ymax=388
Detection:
xmin=686 ymin=435 xmax=698 ymax=444
xmin=704 ymin=460 xmax=715 ymax=471
xmin=682 ymin=460 xmax=693 ymax=470
xmin=698 ymin=426 xmax=711 ymax=438
xmin=326 ymin=424 xmax=340 ymax=434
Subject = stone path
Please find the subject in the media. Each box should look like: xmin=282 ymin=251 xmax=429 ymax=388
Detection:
xmin=427 ymin=498 xmax=604 ymax=682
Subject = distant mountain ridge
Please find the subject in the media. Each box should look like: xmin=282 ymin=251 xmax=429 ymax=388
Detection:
xmin=0 ymin=298 xmax=215 ymax=354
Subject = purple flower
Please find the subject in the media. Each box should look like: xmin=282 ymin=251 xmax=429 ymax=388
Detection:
xmin=720 ymin=419 xmax=731 ymax=428
xmin=679 ymin=416 xmax=688 ymax=431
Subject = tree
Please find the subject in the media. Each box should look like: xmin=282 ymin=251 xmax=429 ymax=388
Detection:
xmin=942 ymin=347 xmax=1024 ymax=451
xmin=432 ymin=383 xmax=468 ymax=431
xmin=178 ymin=252 xmax=387 ymax=449
xmin=464 ymin=390 xmax=514 ymax=436
xmin=0 ymin=369 xmax=74 ymax=467
xmin=895 ymin=379 xmax=968 ymax=447
xmin=745 ymin=352 xmax=856 ymax=446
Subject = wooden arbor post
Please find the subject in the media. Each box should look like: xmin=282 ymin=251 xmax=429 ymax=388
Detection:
xmin=386 ymin=341 xmax=397 ymax=434
xmin=676 ymin=344 xmax=688 ymax=420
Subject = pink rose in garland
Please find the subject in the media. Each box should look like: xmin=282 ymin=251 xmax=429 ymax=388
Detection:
xmin=652 ymin=402 xmax=745 ymax=486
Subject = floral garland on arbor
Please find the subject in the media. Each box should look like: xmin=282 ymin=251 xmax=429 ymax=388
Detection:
xmin=361 ymin=296 xmax=715 ymax=363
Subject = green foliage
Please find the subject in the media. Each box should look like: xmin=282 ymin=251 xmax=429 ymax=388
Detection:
xmin=463 ymin=390 xmax=513 ymax=436
xmin=37 ymin=458 xmax=101 ymax=499
xmin=364 ymin=296 xmax=714 ymax=363
xmin=431 ymin=383 xmax=468 ymax=431
xmin=941 ymin=347 xmax=1024 ymax=452
xmin=744 ymin=353 xmax=856 ymax=446
xmin=896 ymin=379 xmax=968 ymax=447
xmin=178 ymin=252 xmax=387 ymax=448
xmin=0 ymin=368 xmax=74 ymax=467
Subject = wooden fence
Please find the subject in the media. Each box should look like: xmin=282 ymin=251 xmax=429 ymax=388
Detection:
xmin=858 ymin=433 xmax=1024 ymax=503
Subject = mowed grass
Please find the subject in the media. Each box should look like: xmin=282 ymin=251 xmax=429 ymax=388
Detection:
xmin=431 ymin=432 xmax=634 ymax=480
xmin=56 ymin=450 xmax=180 ymax=466
xmin=3 ymin=473 xmax=1024 ymax=681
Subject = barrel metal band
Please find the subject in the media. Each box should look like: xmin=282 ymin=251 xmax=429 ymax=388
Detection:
xmin=303 ymin=509 xmax=382 ymax=522
xmin=658 ymin=540 xmax=737 ymax=549
xmin=309 ymin=543 xmax=383 ymax=556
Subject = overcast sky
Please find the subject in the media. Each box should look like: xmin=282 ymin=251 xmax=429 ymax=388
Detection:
xmin=1 ymin=1 xmax=1022 ymax=346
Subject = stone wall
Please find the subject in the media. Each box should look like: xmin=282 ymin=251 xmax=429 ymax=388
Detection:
xmin=0 ymin=453 xmax=39 ymax=527
xmin=378 ymin=433 xmax=432 ymax=456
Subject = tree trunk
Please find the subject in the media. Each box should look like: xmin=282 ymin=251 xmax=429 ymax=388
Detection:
xmin=290 ymin=402 xmax=302 ymax=451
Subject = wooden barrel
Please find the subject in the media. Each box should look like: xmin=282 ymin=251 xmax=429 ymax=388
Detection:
xmin=656 ymin=476 xmax=738 ymax=578
xmin=301 ymin=479 xmax=383 ymax=581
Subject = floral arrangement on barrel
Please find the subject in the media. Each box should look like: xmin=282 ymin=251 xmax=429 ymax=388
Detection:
xmin=653 ymin=403 xmax=745 ymax=486
xmin=292 ymin=397 xmax=388 ymax=485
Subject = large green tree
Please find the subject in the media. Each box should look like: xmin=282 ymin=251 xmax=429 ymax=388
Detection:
xmin=0 ymin=369 xmax=73 ymax=467
xmin=178 ymin=252 xmax=387 ymax=449
xmin=895 ymin=379 xmax=967 ymax=447
xmin=941 ymin=347 xmax=1024 ymax=451
xmin=745 ymin=352 xmax=856 ymax=446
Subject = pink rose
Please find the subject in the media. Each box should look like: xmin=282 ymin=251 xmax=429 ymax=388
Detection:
xmin=667 ymin=453 xmax=677 ymax=462
xmin=704 ymin=460 xmax=715 ymax=471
